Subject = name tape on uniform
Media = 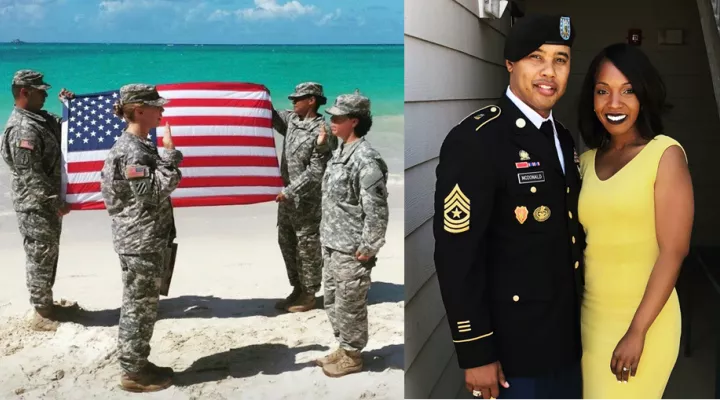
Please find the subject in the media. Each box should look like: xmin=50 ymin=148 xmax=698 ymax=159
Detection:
xmin=517 ymin=171 xmax=545 ymax=184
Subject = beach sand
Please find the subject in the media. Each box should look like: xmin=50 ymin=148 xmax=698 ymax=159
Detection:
xmin=0 ymin=131 xmax=404 ymax=399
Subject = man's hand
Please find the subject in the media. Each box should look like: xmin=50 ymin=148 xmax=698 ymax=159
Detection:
xmin=466 ymin=361 xmax=510 ymax=399
xmin=317 ymin=123 xmax=328 ymax=145
xmin=355 ymin=250 xmax=370 ymax=262
xmin=275 ymin=192 xmax=288 ymax=202
xmin=57 ymin=202 xmax=71 ymax=216
xmin=58 ymin=88 xmax=75 ymax=103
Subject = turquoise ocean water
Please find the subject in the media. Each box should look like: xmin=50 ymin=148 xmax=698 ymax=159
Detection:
xmin=0 ymin=43 xmax=404 ymax=178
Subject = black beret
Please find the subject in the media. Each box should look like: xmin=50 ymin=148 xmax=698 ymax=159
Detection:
xmin=504 ymin=14 xmax=576 ymax=62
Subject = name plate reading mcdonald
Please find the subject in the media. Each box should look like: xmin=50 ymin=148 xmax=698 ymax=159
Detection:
xmin=517 ymin=171 xmax=545 ymax=184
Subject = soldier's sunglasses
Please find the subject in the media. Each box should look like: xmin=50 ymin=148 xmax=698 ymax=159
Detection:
xmin=291 ymin=95 xmax=313 ymax=103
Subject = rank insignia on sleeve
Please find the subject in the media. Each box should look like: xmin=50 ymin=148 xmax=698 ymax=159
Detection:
xmin=443 ymin=184 xmax=470 ymax=233
xmin=18 ymin=139 xmax=34 ymax=150
xmin=456 ymin=320 xmax=471 ymax=333
xmin=125 ymin=165 xmax=149 ymax=179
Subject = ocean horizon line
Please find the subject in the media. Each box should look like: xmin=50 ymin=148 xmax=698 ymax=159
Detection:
xmin=1 ymin=42 xmax=402 ymax=47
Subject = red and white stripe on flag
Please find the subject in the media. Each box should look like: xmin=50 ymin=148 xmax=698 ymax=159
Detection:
xmin=60 ymin=82 xmax=283 ymax=210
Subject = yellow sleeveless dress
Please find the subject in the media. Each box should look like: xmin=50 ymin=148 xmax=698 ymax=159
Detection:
xmin=578 ymin=134 xmax=683 ymax=399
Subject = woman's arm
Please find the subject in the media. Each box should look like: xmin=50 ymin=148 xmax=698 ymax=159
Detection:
xmin=628 ymin=144 xmax=693 ymax=336
xmin=611 ymin=144 xmax=693 ymax=381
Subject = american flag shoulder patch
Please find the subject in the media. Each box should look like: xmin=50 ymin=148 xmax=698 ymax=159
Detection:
xmin=125 ymin=165 xmax=149 ymax=179
xmin=18 ymin=139 xmax=34 ymax=150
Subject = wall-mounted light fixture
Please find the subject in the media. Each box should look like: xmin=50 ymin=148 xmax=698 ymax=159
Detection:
xmin=478 ymin=0 xmax=509 ymax=19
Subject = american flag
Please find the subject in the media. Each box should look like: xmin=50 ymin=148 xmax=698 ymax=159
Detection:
xmin=60 ymin=82 xmax=284 ymax=210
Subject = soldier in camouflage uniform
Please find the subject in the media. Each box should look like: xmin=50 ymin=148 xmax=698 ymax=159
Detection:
xmin=315 ymin=90 xmax=389 ymax=377
xmin=0 ymin=70 xmax=79 ymax=331
xmin=100 ymin=84 xmax=180 ymax=392
xmin=271 ymin=82 xmax=334 ymax=312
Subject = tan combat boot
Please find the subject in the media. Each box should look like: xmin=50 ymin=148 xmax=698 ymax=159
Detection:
xmin=29 ymin=299 xmax=82 ymax=331
xmin=315 ymin=347 xmax=345 ymax=367
xmin=287 ymin=291 xmax=316 ymax=313
xmin=119 ymin=362 xmax=174 ymax=393
xmin=322 ymin=349 xmax=363 ymax=377
xmin=29 ymin=307 xmax=59 ymax=331
xmin=275 ymin=286 xmax=302 ymax=310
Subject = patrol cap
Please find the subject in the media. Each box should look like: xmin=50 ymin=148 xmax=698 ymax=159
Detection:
xmin=118 ymin=84 xmax=169 ymax=107
xmin=504 ymin=14 xmax=575 ymax=62
xmin=288 ymin=82 xmax=327 ymax=105
xmin=325 ymin=89 xmax=371 ymax=117
xmin=12 ymin=69 xmax=51 ymax=90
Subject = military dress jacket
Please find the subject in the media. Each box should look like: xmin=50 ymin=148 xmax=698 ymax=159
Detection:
xmin=432 ymin=95 xmax=585 ymax=377
xmin=100 ymin=132 xmax=183 ymax=255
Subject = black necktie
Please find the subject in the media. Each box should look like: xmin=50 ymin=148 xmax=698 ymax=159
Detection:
xmin=541 ymin=119 xmax=565 ymax=174
xmin=540 ymin=120 xmax=555 ymax=143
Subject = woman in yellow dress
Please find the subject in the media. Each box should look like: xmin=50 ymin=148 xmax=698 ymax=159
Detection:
xmin=576 ymin=43 xmax=694 ymax=399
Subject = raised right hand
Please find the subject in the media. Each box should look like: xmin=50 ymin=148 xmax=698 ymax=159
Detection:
xmin=465 ymin=361 xmax=509 ymax=399
xmin=317 ymin=123 xmax=328 ymax=145
xmin=162 ymin=122 xmax=175 ymax=150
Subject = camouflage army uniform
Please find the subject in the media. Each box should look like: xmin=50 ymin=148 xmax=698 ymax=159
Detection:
xmin=99 ymin=84 xmax=180 ymax=381
xmin=0 ymin=70 xmax=65 ymax=313
xmin=271 ymin=82 xmax=334 ymax=311
xmin=317 ymin=91 xmax=389 ymax=377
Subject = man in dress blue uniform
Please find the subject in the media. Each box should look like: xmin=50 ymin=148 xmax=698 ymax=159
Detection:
xmin=433 ymin=14 xmax=585 ymax=399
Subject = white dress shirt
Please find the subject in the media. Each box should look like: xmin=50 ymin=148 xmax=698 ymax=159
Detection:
xmin=505 ymin=86 xmax=566 ymax=174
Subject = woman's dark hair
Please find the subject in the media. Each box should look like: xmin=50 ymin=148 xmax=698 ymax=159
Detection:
xmin=309 ymin=95 xmax=326 ymax=112
xmin=578 ymin=43 xmax=671 ymax=149
xmin=350 ymin=113 xmax=373 ymax=137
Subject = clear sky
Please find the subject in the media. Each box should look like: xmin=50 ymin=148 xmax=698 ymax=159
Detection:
xmin=0 ymin=0 xmax=403 ymax=44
